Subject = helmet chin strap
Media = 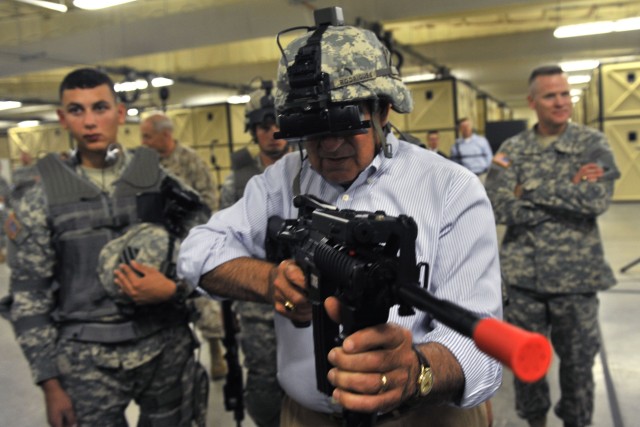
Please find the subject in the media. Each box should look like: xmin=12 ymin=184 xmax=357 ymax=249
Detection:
xmin=371 ymin=101 xmax=392 ymax=159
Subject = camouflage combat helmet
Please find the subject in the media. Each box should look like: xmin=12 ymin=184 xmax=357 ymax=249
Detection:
xmin=245 ymin=82 xmax=276 ymax=133
xmin=275 ymin=25 xmax=413 ymax=114
xmin=97 ymin=223 xmax=179 ymax=305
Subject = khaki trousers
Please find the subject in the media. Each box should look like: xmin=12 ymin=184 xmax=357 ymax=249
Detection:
xmin=280 ymin=394 xmax=490 ymax=427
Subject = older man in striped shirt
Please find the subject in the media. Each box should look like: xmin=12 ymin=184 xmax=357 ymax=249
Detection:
xmin=178 ymin=9 xmax=501 ymax=427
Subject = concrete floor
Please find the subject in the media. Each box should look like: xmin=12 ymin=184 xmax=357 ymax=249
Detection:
xmin=1 ymin=202 xmax=638 ymax=427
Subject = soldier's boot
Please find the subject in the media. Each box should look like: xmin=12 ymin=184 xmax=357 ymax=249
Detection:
xmin=209 ymin=338 xmax=228 ymax=381
xmin=528 ymin=417 xmax=547 ymax=427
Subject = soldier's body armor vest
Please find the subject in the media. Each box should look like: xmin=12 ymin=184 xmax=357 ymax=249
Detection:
xmin=37 ymin=148 xmax=171 ymax=336
xmin=231 ymin=148 xmax=262 ymax=201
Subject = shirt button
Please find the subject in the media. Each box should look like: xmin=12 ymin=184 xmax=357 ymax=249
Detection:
xmin=342 ymin=194 xmax=349 ymax=201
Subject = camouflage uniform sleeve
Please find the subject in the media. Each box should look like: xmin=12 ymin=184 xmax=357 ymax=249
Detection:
xmin=166 ymin=144 xmax=219 ymax=213
xmin=522 ymin=133 xmax=618 ymax=217
xmin=6 ymin=183 xmax=59 ymax=384
xmin=0 ymin=176 xmax=10 ymax=200
xmin=189 ymin=154 xmax=219 ymax=213
xmin=0 ymin=177 xmax=9 ymax=230
xmin=485 ymin=138 xmax=551 ymax=226
xmin=219 ymin=172 xmax=236 ymax=210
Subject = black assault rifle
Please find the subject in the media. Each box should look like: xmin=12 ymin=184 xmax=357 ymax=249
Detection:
xmin=266 ymin=194 xmax=552 ymax=427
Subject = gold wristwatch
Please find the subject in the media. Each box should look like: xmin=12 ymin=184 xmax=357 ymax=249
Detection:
xmin=413 ymin=344 xmax=433 ymax=397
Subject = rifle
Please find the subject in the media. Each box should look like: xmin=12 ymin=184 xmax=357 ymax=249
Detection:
xmin=221 ymin=300 xmax=245 ymax=427
xmin=266 ymin=194 xmax=552 ymax=427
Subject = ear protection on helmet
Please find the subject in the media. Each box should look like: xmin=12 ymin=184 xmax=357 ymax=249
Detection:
xmin=104 ymin=144 xmax=120 ymax=165
xmin=68 ymin=143 xmax=120 ymax=166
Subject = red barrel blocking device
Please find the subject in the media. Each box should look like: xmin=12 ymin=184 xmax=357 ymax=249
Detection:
xmin=474 ymin=317 xmax=552 ymax=383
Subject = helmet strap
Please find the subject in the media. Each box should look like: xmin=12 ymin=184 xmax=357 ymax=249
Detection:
xmin=372 ymin=101 xmax=392 ymax=158
xmin=292 ymin=145 xmax=305 ymax=197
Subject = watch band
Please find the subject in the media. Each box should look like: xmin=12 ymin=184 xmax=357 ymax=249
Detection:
xmin=412 ymin=344 xmax=431 ymax=368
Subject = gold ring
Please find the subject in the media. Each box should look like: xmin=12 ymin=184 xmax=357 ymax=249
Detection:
xmin=284 ymin=300 xmax=295 ymax=312
xmin=379 ymin=373 xmax=389 ymax=394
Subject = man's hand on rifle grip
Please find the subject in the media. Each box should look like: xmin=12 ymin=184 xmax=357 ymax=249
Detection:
xmin=324 ymin=296 xmax=419 ymax=414
xmin=269 ymin=259 xmax=312 ymax=323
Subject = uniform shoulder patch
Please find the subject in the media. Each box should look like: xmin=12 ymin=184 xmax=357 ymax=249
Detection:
xmin=492 ymin=152 xmax=511 ymax=168
xmin=4 ymin=212 xmax=22 ymax=241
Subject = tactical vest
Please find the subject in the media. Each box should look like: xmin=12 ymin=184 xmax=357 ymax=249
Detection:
xmin=37 ymin=148 xmax=167 ymax=331
xmin=231 ymin=148 xmax=262 ymax=200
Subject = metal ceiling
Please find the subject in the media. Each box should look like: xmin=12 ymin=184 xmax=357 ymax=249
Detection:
xmin=1 ymin=0 xmax=639 ymax=129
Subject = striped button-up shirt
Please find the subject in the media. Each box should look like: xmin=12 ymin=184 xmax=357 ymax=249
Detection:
xmin=178 ymin=133 xmax=502 ymax=412
xmin=451 ymin=133 xmax=493 ymax=175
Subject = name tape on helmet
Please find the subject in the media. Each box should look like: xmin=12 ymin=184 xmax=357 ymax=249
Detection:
xmin=332 ymin=68 xmax=394 ymax=90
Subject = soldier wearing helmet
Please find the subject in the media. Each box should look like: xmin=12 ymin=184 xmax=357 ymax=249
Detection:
xmin=179 ymin=7 xmax=501 ymax=426
xmin=218 ymin=82 xmax=288 ymax=427
xmin=220 ymin=82 xmax=290 ymax=208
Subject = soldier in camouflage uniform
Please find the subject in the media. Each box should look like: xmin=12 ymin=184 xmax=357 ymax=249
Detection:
xmin=141 ymin=113 xmax=218 ymax=212
xmin=0 ymin=167 xmax=10 ymax=262
xmin=1 ymin=152 xmax=38 ymax=263
xmin=9 ymin=150 xmax=39 ymax=202
xmin=3 ymin=68 xmax=208 ymax=427
xmin=485 ymin=65 xmax=620 ymax=427
xmin=141 ymin=112 xmax=228 ymax=380
xmin=219 ymin=84 xmax=289 ymax=427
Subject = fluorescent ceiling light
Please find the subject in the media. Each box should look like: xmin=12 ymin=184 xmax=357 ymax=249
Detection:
xmin=554 ymin=22 xmax=614 ymax=38
xmin=554 ymin=17 xmax=640 ymax=38
xmin=227 ymin=95 xmax=251 ymax=104
xmin=14 ymin=0 xmax=67 ymax=12
xmin=151 ymin=77 xmax=174 ymax=88
xmin=402 ymin=73 xmax=436 ymax=83
xmin=571 ymin=96 xmax=581 ymax=104
xmin=616 ymin=17 xmax=640 ymax=32
xmin=0 ymin=101 xmax=22 ymax=111
xmin=114 ymin=79 xmax=148 ymax=92
xmin=567 ymin=75 xmax=591 ymax=85
xmin=560 ymin=60 xmax=600 ymax=72
xmin=570 ymin=88 xmax=583 ymax=96
xmin=127 ymin=108 xmax=139 ymax=116
xmin=73 ymin=0 xmax=137 ymax=10
xmin=17 ymin=120 xmax=40 ymax=128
